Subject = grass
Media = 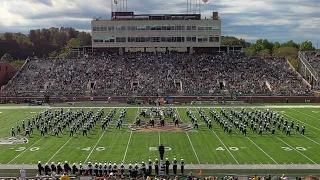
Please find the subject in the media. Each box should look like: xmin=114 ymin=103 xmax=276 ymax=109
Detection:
xmin=1 ymin=105 xmax=320 ymax=174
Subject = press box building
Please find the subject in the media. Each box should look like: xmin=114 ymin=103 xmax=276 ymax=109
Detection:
xmin=91 ymin=11 xmax=221 ymax=54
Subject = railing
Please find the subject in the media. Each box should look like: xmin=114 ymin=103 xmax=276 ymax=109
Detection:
xmin=298 ymin=51 xmax=318 ymax=81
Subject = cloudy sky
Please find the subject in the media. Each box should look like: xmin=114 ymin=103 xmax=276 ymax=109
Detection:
xmin=0 ymin=0 xmax=319 ymax=46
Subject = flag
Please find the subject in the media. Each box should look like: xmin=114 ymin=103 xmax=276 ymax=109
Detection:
xmin=202 ymin=0 xmax=209 ymax=3
xmin=114 ymin=0 xmax=118 ymax=4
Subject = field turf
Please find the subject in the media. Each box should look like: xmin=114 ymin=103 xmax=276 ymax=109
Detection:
xmin=1 ymin=105 xmax=320 ymax=166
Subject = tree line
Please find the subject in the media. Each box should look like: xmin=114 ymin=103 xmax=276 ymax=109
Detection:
xmin=0 ymin=27 xmax=91 ymax=62
xmin=0 ymin=29 xmax=316 ymax=70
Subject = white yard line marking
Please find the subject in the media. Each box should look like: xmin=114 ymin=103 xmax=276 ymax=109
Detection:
xmin=289 ymin=108 xmax=320 ymax=121
xmin=8 ymin=137 xmax=44 ymax=164
xmin=122 ymin=108 xmax=139 ymax=163
xmin=175 ymin=108 xmax=200 ymax=164
xmin=185 ymin=132 xmax=201 ymax=164
xmin=275 ymin=136 xmax=316 ymax=164
xmin=211 ymin=129 xmax=239 ymax=164
xmin=246 ymin=137 xmax=278 ymax=164
xmin=122 ymin=131 xmax=133 ymax=163
xmin=158 ymin=132 xmax=161 ymax=145
xmin=47 ymin=137 xmax=73 ymax=163
xmin=0 ymin=110 xmax=40 ymax=132
xmin=84 ymin=127 xmax=108 ymax=163
xmin=276 ymin=109 xmax=320 ymax=131
xmin=84 ymin=109 xmax=118 ymax=163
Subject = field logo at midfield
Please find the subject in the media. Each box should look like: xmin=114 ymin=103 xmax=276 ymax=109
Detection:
xmin=0 ymin=136 xmax=28 ymax=145
xmin=149 ymin=147 xmax=172 ymax=151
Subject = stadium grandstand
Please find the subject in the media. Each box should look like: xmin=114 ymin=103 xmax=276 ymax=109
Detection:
xmin=2 ymin=1 xmax=320 ymax=180
xmin=0 ymin=7 xmax=314 ymax=100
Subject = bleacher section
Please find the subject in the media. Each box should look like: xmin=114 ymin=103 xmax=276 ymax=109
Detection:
xmin=0 ymin=52 xmax=313 ymax=97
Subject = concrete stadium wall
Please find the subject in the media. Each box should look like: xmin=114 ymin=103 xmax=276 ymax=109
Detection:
xmin=0 ymin=96 xmax=319 ymax=104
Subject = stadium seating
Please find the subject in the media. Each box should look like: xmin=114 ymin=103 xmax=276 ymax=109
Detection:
xmin=0 ymin=52 xmax=313 ymax=97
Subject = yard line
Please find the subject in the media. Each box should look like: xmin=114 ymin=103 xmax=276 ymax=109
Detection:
xmin=46 ymin=137 xmax=73 ymax=163
xmin=275 ymin=136 xmax=317 ymax=164
xmin=122 ymin=131 xmax=133 ymax=163
xmin=275 ymin=109 xmax=320 ymax=131
xmin=289 ymin=108 xmax=320 ymax=121
xmin=123 ymin=107 xmax=140 ymax=163
xmin=246 ymin=137 xmax=278 ymax=164
xmin=211 ymin=130 xmax=239 ymax=164
xmin=84 ymin=108 xmax=118 ymax=163
xmin=175 ymin=108 xmax=200 ymax=164
xmin=84 ymin=126 xmax=108 ymax=163
xmin=185 ymin=132 xmax=201 ymax=164
xmin=0 ymin=109 xmax=41 ymax=132
xmin=158 ymin=132 xmax=161 ymax=145
xmin=8 ymin=137 xmax=44 ymax=164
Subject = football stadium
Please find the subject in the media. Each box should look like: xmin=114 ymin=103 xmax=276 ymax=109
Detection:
xmin=1 ymin=0 xmax=320 ymax=179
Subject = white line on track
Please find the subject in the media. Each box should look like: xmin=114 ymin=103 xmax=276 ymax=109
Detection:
xmin=275 ymin=136 xmax=316 ymax=164
xmin=84 ymin=108 xmax=118 ymax=163
xmin=289 ymin=108 xmax=320 ymax=121
xmin=8 ymin=137 xmax=44 ymax=164
xmin=47 ymin=137 xmax=73 ymax=163
xmin=175 ymin=108 xmax=200 ymax=164
xmin=246 ymin=137 xmax=278 ymax=164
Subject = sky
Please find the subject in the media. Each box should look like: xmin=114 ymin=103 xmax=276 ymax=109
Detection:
xmin=0 ymin=0 xmax=319 ymax=47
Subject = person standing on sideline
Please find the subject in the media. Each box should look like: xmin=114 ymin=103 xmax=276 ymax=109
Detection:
xmin=158 ymin=144 xmax=165 ymax=160
xmin=20 ymin=168 xmax=26 ymax=180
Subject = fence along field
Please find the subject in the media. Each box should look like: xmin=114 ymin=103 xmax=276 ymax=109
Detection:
xmin=0 ymin=106 xmax=320 ymax=165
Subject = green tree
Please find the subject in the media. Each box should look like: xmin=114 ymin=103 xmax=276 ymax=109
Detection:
xmin=300 ymin=41 xmax=315 ymax=51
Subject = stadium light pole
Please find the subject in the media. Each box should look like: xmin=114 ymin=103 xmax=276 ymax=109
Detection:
xmin=187 ymin=0 xmax=188 ymax=14
xmin=299 ymin=37 xmax=302 ymax=51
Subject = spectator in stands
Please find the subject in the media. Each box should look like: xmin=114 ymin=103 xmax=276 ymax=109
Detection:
xmin=0 ymin=52 xmax=313 ymax=97
xmin=60 ymin=172 xmax=70 ymax=180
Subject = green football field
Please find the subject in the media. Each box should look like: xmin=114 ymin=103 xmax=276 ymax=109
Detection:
xmin=1 ymin=105 xmax=320 ymax=165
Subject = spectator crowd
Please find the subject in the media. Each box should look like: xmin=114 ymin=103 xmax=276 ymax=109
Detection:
xmin=0 ymin=52 xmax=313 ymax=97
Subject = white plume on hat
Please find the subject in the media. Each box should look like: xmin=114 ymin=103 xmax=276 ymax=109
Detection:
xmin=38 ymin=161 xmax=41 ymax=164
xmin=65 ymin=161 xmax=68 ymax=163
xmin=51 ymin=162 xmax=54 ymax=164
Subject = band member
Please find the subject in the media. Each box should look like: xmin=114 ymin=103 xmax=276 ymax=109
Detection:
xmin=148 ymin=158 xmax=152 ymax=175
xmin=154 ymin=158 xmax=159 ymax=175
xmin=165 ymin=158 xmax=170 ymax=175
xmin=172 ymin=157 xmax=178 ymax=175
xmin=37 ymin=161 xmax=43 ymax=175
xmin=44 ymin=163 xmax=51 ymax=175
xmin=180 ymin=158 xmax=185 ymax=175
